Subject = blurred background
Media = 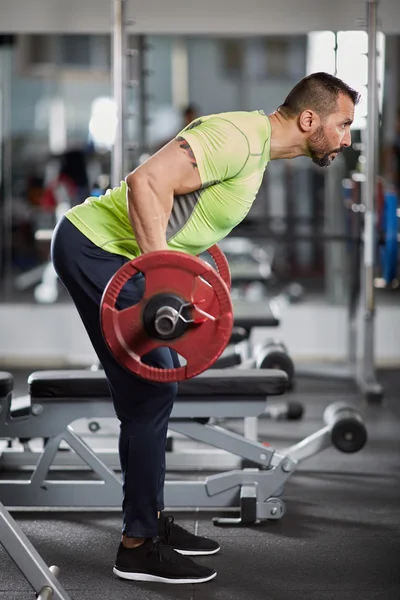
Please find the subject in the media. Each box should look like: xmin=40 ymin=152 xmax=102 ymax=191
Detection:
xmin=0 ymin=0 xmax=399 ymax=369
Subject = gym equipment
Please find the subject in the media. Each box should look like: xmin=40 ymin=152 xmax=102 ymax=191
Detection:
xmin=214 ymin=310 xmax=300 ymax=424
xmin=0 ymin=369 xmax=367 ymax=527
xmin=281 ymin=281 xmax=305 ymax=304
xmin=361 ymin=0 xmax=383 ymax=401
xmin=206 ymin=243 xmax=232 ymax=290
xmin=380 ymin=188 xmax=398 ymax=285
xmin=346 ymin=180 xmax=399 ymax=288
xmin=89 ymin=242 xmax=231 ymax=373
xmin=247 ymin=340 xmax=295 ymax=388
xmin=216 ymin=400 xmax=367 ymax=526
xmin=296 ymin=176 xmax=398 ymax=401
xmin=217 ymin=237 xmax=274 ymax=300
xmin=280 ymin=402 xmax=367 ymax=461
xmin=323 ymin=402 xmax=368 ymax=454
xmin=100 ymin=250 xmax=233 ymax=382
xmin=0 ymin=374 xmax=71 ymax=600
xmin=264 ymin=401 xmax=304 ymax=421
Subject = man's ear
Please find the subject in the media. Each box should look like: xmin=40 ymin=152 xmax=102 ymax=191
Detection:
xmin=298 ymin=109 xmax=319 ymax=133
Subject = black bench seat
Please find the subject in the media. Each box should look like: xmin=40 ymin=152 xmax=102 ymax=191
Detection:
xmin=0 ymin=372 xmax=13 ymax=397
xmin=234 ymin=304 xmax=280 ymax=329
xmin=28 ymin=369 xmax=288 ymax=400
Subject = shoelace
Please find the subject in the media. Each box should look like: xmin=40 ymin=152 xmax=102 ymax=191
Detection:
xmin=148 ymin=536 xmax=181 ymax=564
xmin=148 ymin=537 xmax=164 ymax=562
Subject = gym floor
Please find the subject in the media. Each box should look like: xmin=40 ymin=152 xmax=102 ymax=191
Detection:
xmin=1 ymin=368 xmax=399 ymax=600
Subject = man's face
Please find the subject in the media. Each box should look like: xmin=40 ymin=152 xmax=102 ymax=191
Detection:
xmin=307 ymin=93 xmax=355 ymax=167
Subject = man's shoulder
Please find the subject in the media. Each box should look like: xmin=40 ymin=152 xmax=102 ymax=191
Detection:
xmin=189 ymin=110 xmax=268 ymax=140
xmin=211 ymin=111 xmax=270 ymax=152
xmin=178 ymin=110 xmax=270 ymax=167
xmin=198 ymin=110 xmax=266 ymax=123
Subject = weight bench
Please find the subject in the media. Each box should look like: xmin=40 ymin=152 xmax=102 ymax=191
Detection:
xmin=215 ymin=305 xmax=284 ymax=372
xmin=1 ymin=369 xmax=292 ymax=515
xmin=0 ymin=369 xmax=367 ymax=600
xmin=0 ymin=373 xmax=71 ymax=600
xmin=0 ymin=368 xmax=367 ymax=518
xmin=214 ymin=305 xmax=298 ymax=426
xmin=231 ymin=303 xmax=281 ymax=357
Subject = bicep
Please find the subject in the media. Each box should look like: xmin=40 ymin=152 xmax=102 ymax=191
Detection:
xmin=127 ymin=138 xmax=202 ymax=195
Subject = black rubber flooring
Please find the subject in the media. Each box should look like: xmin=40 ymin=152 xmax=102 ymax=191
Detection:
xmin=0 ymin=368 xmax=399 ymax=600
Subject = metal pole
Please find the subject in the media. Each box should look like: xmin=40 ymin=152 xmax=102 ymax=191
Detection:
xmin=0 ymin=46 xmax=13 ymax=300
xmin=0 ymin=50 xmax=3 ymax=296
xmin=360 ymin=0 xmax=383 ymax=402
xmin=137 ymin=35 xmax=148 ymax=157
xmin=111 ymin=0 xmax=126 ymax=187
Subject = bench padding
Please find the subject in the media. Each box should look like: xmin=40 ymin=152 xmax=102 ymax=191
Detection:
xmin=234 ymin=305 xmax=280 ymax=329
xmin=0 ymin=372 xmax=13 ymax=396
xmin=28 ymin=369 xmax=288 ymax=399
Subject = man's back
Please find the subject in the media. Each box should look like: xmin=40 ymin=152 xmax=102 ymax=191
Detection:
xmin=66 ymin=110 xmax=271 ymax=258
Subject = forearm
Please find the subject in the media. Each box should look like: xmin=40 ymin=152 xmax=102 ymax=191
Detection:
xmin=126 ymin=174 xmax=173 ymax=254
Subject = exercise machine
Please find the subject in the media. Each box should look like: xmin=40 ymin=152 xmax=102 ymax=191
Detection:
xmin=0 ymin=373 xmax=71 ymax=600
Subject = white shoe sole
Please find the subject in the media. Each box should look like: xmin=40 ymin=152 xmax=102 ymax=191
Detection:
xmin=175 ymin=547 xmax=220 ymax=556
xmin=113 ymin=567 xmax=217 ymax=584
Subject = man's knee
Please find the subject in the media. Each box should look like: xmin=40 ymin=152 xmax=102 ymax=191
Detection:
xmin=114 ymin=380 xmax=178 ymax=422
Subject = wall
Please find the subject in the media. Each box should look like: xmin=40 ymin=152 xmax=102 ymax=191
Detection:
xmin=8 ymin=36 xmax=175 ymax=142
xmin=0 ymin=300 xmax=399 ymax=368
xmin=187 ymin=37 xmax=306 ymax=116
xmin=0 ymin=0 xmax=400 ymax=35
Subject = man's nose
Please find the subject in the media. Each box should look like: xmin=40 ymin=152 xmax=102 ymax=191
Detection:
xmin=342 ymin=129 xmax=351 ymax=147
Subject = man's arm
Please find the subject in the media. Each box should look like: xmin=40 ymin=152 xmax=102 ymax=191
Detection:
xmin=125 ymin=138 xmax=202 ymax=254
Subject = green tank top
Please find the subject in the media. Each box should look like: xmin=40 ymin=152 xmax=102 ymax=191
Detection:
xmin=65 ymin=110 xmax=271 ymax=257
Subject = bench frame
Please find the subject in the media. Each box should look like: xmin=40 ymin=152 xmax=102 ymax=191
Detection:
xmin=1 ymin=379 xmax=337 ymax=524
xmin=0 ymin=370 xmax=343 ymax=600
xmin=1 ymin=391 xmax=293 ymax=522
xmin=0 ymin=379 xmax=72 ymax=600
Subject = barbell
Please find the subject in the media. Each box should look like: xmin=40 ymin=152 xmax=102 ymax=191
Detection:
xmin=100 ymin=245 xmax=233 ymax=382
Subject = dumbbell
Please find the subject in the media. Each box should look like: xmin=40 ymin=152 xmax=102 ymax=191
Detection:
xmin=264 ymin=401 xmax=304 ymax=421
xmin=323 ymin=402 xmax=367 ymax=453
xmin=252 ymin=340 xmax=295 ymax=389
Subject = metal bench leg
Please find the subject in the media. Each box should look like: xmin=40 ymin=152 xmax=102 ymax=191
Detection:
xmin=0 ymin=501 xmax=72 ymax=600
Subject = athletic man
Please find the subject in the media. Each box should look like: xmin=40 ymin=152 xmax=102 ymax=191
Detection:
xmin=51 ymin=72 xmax=359 ymax=585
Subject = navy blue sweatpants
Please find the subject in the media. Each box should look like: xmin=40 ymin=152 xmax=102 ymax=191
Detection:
xmin=51 ymin=216 xmax=178 ymax=538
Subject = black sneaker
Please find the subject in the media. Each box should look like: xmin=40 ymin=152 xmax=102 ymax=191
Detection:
xmin=158 ymin=513 xmax=220 ymax=556
xmin=113 ymin=538 xmax=217 ymax=584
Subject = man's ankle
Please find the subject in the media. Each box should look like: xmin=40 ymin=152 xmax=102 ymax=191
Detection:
xmin=122 ymin=536 xmax=146 ymax=549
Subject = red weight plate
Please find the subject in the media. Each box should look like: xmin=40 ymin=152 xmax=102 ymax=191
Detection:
xmin=101 ymin=250 xmax=233 ymax=382
xmin=207 ymin=244 xmax=231 ymax=290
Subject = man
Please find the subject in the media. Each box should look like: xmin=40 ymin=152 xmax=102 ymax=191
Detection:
xmin=51 ymin=72 xmax=359 ymax=585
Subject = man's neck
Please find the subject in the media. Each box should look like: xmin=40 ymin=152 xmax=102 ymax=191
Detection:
xmin=267 ymin=111 xmax=308 ymax=161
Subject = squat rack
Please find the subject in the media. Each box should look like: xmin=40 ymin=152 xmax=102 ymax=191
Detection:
xmin=361 ymin=0 xmax=383 ymax=402
xmin=297 ymin=0 xmax=383 ymax=403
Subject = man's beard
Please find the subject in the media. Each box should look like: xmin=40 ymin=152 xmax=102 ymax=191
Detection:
xmin=308 ymin=125 xmax=343 ymax=167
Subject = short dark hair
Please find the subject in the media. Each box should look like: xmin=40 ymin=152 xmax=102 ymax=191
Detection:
xmin=279 ymin=72 xmax=361 ymax=120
